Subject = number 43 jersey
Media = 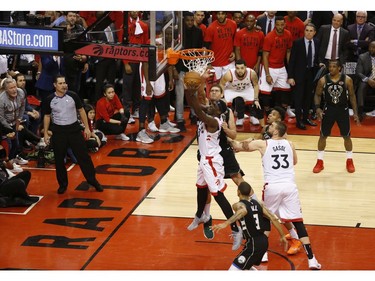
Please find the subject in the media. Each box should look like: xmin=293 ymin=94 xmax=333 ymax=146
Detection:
xmin=262 ymin=139 xmax=295 ymax=184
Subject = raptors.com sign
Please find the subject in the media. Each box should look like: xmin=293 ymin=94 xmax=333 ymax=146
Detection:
xmin=75 ymin=43 xmax=151 ymax=62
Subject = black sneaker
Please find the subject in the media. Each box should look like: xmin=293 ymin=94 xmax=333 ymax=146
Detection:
xmin=203 ymin=215 xmax=214 ymax=240
xmin=177 ymin=121 xmax=186 ymax=132
xmin=57 ymin=186 xmax=67 ymax=194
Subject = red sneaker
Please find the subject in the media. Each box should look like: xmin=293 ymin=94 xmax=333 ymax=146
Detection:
xmin=313 ymin=159 xmax=324 ymax=173
xmin=346 ymin=158 xmax=355 ymax=173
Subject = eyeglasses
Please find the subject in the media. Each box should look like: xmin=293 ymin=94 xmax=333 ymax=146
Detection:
xmin=356 ymin=16 xmax=366 ymax=18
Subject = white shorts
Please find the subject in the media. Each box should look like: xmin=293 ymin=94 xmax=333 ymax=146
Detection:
xmin=259 ymin=66 xmax=290 ymax=94
xmin=213 ymin=61 xmax=235 ymax=81
xmin=140 ymin=72 xmax=166 ymax=99
xmin=224 ymin=88 xmax=255 ymax=105
xmin=262 ymin=182 xmax=303 ymax=222
xmin=196 ymin=154 xmax=227 ymax=195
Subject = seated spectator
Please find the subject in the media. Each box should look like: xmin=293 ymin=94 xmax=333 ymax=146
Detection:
xmin=0 ymin=145 xmax=39 ymax=208
xmin=355 ymin=40 xmax=375 ymax=119
xmin=15 ymin=73 xmax=41 ymax=136
xmin=95 ymin=84 xmax=130 ymax=140
xmin=82 ymin=104 xmax=107 ymax=152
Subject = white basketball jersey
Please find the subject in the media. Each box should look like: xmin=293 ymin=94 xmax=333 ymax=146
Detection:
xmin=262 ymin=139 xmax=295 ymax=183
xmin=226 ymin=68 xmax=254 ymax=92
xmin=197 ymin=117 xmax=222 ymax=157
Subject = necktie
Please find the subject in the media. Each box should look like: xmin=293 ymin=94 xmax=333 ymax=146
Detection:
xmin=357 ymin=25 xmax=363 ymax=39
xmin=267 ymin=19 xmax=272 ymax=34
xmin=331 ymin=29 xmax=337 ymax=59
xmin=307 ymin=40 xmax=312 ymax=68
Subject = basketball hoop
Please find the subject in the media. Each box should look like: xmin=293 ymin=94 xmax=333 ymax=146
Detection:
xmin=167 ymin=48 xmax=215 ymax=75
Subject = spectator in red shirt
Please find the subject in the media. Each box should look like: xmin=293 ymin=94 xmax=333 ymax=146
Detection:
xmin=284 ymin=11 xmax=305 ymax=41
xmin=234 ymin=13 xmax=265 ymax=73
xmin=259 ymin=16 xmax=293 ymax=116
xmin=204 ymin=11 xmax=237 ymax=82
xmin=95 ymin=84 xmax=130 ymax=141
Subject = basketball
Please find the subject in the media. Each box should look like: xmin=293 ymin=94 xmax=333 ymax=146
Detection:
xmin=184 ymin=71 xmax=202 ymax=89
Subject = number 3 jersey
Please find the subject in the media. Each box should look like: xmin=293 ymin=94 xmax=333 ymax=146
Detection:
xmin=262 ymin=139 xmax=295 ymax=184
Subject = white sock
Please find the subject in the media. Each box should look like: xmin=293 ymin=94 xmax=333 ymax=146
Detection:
xmin=346 ymin=151 xmax=353 ymax=159
xmin=204 ymin=203 xmax=211 ymax=217
xmin=317 ymin=150 xmax=324 ymax=160
xmin=289 ymin=228 xmax=299 ymax=239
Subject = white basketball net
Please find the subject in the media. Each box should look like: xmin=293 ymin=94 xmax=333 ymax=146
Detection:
xmin=181 ymin=49 xmax=215 ymax=75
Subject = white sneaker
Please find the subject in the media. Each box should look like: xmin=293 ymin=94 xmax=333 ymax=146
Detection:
xmin=250 ymin=116 xmax=260 ymax=125
xmin=349 ymin=108 xmax=354 ymax=116
xmin=365 ymin=109 xmax=375 ymax=116
xmin=169 ymin=105 xmax=175 ymax=112
xmin=286 ymin=106 xmax=296 ymax=118
xmin=159 ymin=122 xmax=180 ymax=133
xmin=136 ymin=129 xmax=154 ymax=144
xmin=308 ymin=255 xmax=321 ymax=270
xmin=244 ymin=113 xmax=249 ymax=119
xmin=231 ymin=228 xmax=243 ymax=250
xmin=6 ymin=168 xmax=16 ymax=178
xmin=235 ymin=118 xmax=244 ymax=126
xmin=147 ymin=121 xmax=159 ymax=132
xmin=11 ymin=163 xmax=23 ymax=173
xmin=115 ymin=133 xmax=129 ymax=141
xmin=261 ymin=252 xmax=268 ymax=262
xmin=14 ymin=155 xmax=28 ymax=165
xmin=128 ymin=116 xmax=136 ymax=124
xmin=187 ymin=213 xmax=209 ymax=231
xmin=167 ymin=119 xmax=177 ymax=127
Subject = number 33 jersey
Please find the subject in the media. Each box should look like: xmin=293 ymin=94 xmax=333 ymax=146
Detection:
xmin=262 ymin=139 xmax=295 ymax=184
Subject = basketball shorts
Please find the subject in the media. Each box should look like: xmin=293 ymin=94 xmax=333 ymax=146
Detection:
xmin=212 ymin=61 xmax=235 ymax=81
xmin=220 ymin=146 xmax=245 ymax=178
xmin=262 ymin=182 xmax=303 ymax=222
xmin=140 ymin=73 xmax=166 ymax=99
xmin=224 ymin=88 xmax=255 ymax=105
xmin=259 ymin=66 xmax=290 ymax=94
xmin=233 ymin=234 xmax=268 ymax=269
xmin=196 ymin=154 xmax=227 ymax=195
xmin=321 ymin=105 xmax=350 ymax=137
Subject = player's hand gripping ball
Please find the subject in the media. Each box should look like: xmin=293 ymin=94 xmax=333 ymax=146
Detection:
xmin=184 ymin=71 xmax=202 ymax=90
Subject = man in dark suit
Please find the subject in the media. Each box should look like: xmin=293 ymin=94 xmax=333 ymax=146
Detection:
xmin=355 ymin=40 xmax=375 ymax=119
xmin=256 ymin=11 xmax=277 ymax=35
xmin=288 ymin=23 xmax=320 ymax=130
xmin=316 ymin=13 xmax=350 ymax=67
xmin=346 ymin=11 xmax=375 ymax=63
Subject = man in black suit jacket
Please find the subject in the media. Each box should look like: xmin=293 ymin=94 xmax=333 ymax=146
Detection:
xmin=347 ymin=11 xmax=375 ymax=63
xmin=288 ymin=23 xmax=320 ymax=130
xmin=355 ymin=41 xmax=375 ymax=118
xmin=316 ymin=13 xmax=350 ymax=67
xmin=256 ymin=11 xmax=277 ymax=35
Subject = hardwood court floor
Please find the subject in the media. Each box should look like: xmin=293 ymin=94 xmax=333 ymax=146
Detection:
xmin=1 ymin=111 xmax=375 ymax=272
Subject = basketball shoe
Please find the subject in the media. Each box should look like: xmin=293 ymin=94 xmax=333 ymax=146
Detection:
xmin=287 ymin=238 xmax=303 ymax=255
xmin=203 ymin=215 xmax=214 ymax=239
xmin=187 ymin=213 xmax=209 ymax=231
xmin=308 ymin=255 xmax=322 ymax=270
xmin=346 ymin=158 xmax=355 ymax=173
xmin=313 ymin=159 xmax=324 ymax=173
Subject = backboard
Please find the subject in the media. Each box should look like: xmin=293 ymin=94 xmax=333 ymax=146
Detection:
xmin=149 ymin=11 xmax=183 ymax=80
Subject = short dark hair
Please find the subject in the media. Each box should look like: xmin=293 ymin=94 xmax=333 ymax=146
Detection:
xmin=275 ymin=16 xmax=285 ymax=22
xmin=235 ymin=59 xmax=247 ymax=66
xmin=272 ymin=106 xmax=286 ymax=120
xmin=238 ymin=181 xmax=252 ymax=196
xmin=102 ymin=83 xmax=115 ymax=94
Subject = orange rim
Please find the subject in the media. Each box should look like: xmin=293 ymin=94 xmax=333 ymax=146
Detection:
xmin=167 ymin=48 xmax=214 ymax=65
